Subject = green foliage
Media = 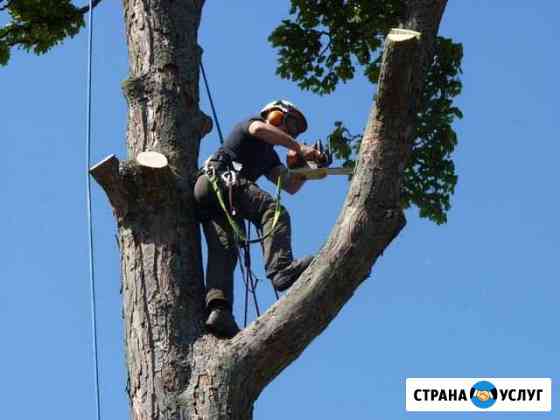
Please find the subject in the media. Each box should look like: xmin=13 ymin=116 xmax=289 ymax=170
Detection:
xmin=270 ymin=0 xmax=463 ymax=224
xmin=327 ymin=121 xmax=360 ymax=171
xmin=0 ymin=0 xmax=86 ymax=66
xmin=269 ymin=0 xmax=404 ymax=94
xmin=404 ymin=36 xmax=463 ymax=224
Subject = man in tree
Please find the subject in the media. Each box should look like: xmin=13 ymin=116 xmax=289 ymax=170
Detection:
xmin=3 ymin=0 xmax=459 ymax=416
xmin=194 ymin=100 xmax=325 ymax=338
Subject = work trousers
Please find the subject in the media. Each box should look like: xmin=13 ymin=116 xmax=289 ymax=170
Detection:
xmin=193 ymin=171 xmax=293 ymax=309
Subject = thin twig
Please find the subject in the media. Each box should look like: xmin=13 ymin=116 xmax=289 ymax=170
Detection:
xmin=0 ymin=0 xmax=15 ymax=12
xmin=318 ymin=32 xmax=332 ymax=59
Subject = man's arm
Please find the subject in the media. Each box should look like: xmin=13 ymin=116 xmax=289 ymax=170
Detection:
xmin=248 ymin=120 xmax=301 ymax=152
xmin=248 ymin=121 xmax=321 ymax=161
xmin=266 ymin=165 xmax=306 ymax=195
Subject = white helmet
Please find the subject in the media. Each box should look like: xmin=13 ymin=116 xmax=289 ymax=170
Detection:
xmin=260 ymin=99 xmax=308 ymax=133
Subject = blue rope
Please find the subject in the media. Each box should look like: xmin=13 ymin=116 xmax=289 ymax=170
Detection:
xmin=85 ymin=1 xmax=101 ymax=419
xmin=200 ymin=62 xmax=224 ymax=144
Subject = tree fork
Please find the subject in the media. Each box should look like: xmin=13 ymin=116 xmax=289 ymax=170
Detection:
xmin=90 ymin=1 xmax=448 ymax=419
xmin=219 ymin=26 xmax=426 ymax=398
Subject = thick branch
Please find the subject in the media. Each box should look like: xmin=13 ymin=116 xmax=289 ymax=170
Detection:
xmin=225 ymin=1 xmax=448 ymax=400
xmin=89 ymin=154 xmax=127 ymax=215
xmin=90 ymin=152 xmax=180 ymax=221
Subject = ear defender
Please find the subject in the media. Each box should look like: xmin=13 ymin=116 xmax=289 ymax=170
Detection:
xmin=267 ymin=109 xmax=285 ymax=127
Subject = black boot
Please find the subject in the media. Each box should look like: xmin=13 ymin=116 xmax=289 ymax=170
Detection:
xmin=205 ymin=302 xmax=240 ymax=338
xmin=270 ymin=256 xmax=314 ymax=291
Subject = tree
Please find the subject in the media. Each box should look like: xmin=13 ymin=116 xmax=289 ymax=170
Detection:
xmin=2 ymin=0 xmax=457 ymax=418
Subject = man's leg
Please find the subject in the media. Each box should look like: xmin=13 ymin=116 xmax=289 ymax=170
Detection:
xmin=234 ymin=181 xmax=292 ymax=274
xmin=202 ymin=216 xmax=238 ymax=309
xmin=194 ymin=174 xmax=240 ymax=337
xmin=235 ymin=181 xmax=312 ymax=290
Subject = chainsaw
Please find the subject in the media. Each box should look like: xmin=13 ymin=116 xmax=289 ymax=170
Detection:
xmin=286 ymin=139 xmax=352 ymax=180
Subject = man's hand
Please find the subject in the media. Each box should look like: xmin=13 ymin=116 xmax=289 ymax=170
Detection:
xmin=299 ymin=144 xmax=323 ymax=162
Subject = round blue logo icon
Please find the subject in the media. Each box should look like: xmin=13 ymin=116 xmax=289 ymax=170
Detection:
xmin=470 ymin=381 xmax=498 ymax=409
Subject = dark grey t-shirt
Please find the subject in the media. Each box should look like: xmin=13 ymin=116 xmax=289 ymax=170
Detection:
xmin=220 ymin=116 xmax=281 ymax=182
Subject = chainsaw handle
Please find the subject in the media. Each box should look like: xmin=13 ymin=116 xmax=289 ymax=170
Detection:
xmin=286 ymin=144 xmax=332 ymax=169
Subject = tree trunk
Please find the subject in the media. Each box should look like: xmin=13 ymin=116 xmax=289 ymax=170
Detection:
xmin=91 ymin=1 xmax=449 ymax=419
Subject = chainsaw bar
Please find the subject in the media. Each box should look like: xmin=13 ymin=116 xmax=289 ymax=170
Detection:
xmin=289 ymin=167 xmax=353 ymax=180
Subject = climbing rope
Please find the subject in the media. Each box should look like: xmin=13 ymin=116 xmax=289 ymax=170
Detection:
xmin=240 ymin=225 xmax=261 ymax=327
xmin=199 ymin=59 xmax=281 ymax=325
xmin=85 ymin=1 xmax=101 ymax=420
xmin=200 ymin=62 xmax=224 ymax=145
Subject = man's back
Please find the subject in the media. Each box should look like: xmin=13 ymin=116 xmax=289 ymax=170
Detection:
xmin=221 ymin=116 xmax=281 ymax=182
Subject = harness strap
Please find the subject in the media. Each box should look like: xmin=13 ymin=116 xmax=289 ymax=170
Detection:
xmin=205 ymin=168 xmax=283 ymax=245
xmin=228 ymin=178 xmax=237 ymax=216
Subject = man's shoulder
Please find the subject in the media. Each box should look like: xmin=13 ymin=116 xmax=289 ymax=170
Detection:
xmin=236 ymin=115 xmax=265 ymax=131
xmin=224 ymin=116 xmax=268 ymax=153
xmin=228 ymin=116 xmax=267 ymax=143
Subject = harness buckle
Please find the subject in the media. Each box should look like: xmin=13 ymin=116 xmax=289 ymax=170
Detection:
xmin=221 ymin=170 xmax=238 ymax=187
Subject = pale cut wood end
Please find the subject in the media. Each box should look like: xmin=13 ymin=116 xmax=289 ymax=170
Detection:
xmin=388 ymin=28 xmax=421 ymax=42
xmin=136 ymin=151 xmax=168 ymax=169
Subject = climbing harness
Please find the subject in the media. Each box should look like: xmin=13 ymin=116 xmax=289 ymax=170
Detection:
xmin=202 ymin=156 xmax=284 ymax=245
xmin=199 ymin=65 xmax=284 ymax=245
xmin=85 ymin=1 xmax=101 ymax=420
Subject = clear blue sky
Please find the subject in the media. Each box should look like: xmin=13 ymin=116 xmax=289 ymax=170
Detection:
xmin=1 ymin=1 xmax=558 ymax=419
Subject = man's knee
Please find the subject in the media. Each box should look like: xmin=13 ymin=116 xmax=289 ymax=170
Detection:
xmin=194 ymin=175 xmax=216 ymax=221
xmin=194 ymin=174 xmax=211 ymax=202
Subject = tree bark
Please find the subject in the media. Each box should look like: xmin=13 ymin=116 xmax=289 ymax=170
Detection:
xmin=102 ymin=0 xmax=212 ymax=418
xmin=91 ymin=1 xmax=449 ymax=419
